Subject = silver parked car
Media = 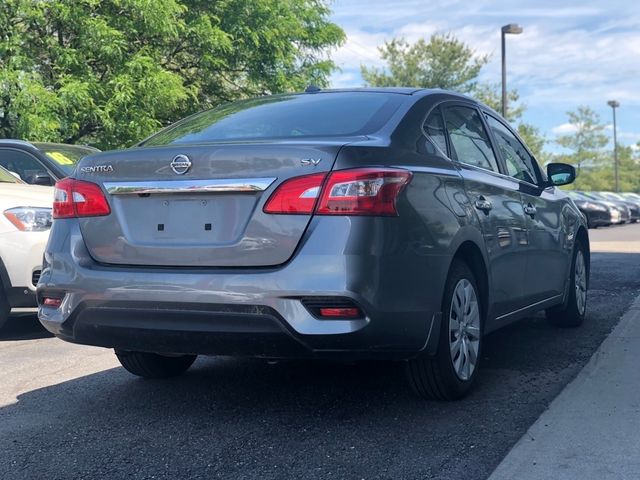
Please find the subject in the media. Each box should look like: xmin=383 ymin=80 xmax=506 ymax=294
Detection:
xmin=38 ymin=88 xmax=589 ymax=400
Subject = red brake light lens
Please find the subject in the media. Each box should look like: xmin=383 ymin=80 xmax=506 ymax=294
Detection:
xmin=53 ymin=178 xmax=111 ymax=219
xmin=316 ymin=168 xmax=412 ymax=216
xmin=263 ymin=168 xmax=412 ymax=216
xmin=263 ymin=172 xmax=327 ymax=214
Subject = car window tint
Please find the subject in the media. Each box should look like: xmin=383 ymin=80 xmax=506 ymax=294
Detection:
xmin=0 ymin=149 xmax=48 ymax=184
xmin=423 ymin=108 xmax=448 ymax=155
xmin=484 ymin=114 xmax=539 ymax=185
xmin=443 ymin=106 xmax=499 ymax=172
xmin=142 ymin=92 xmax=405 ymax=146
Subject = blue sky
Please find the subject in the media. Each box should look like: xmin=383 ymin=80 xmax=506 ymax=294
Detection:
xmin=328 ymin=0 xmax=640 ymax=153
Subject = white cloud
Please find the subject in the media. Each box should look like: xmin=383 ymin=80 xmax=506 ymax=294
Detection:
xmin=552 ymin=123 xmax=578 ymax=135
xmin=328 ymin=0 xmax=640 ymax=147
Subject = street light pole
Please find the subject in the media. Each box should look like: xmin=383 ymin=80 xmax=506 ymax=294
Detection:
xmin=501 ymin=24 xmax=523 ymax=118
xmin=607 ymin=100 xmax=620 ymax=192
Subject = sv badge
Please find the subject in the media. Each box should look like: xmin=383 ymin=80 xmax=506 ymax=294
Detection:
xmin=301 ymin=158 xmax=321 ymax=166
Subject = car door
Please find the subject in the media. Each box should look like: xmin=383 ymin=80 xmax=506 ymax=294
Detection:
xmin=441 ymin=103 xmax=529 ymax=319
xmin=483 ymin=112 xmax=568 ymax=305
xmin=0 ymin=148 xmax=54 ymax=185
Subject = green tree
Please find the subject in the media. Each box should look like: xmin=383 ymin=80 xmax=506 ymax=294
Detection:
xmin=553 ymin=106 xmax=610 ymax=190
xmin=361 ymin=34 xmax=488 ymax=93
xmin=555 ymin=106 xmax=609 ymax=169
xmin=0 ymin=0 xmax=344 ymax=149
xmin=361 ymin=34 xmax=546 ymax=160
xmin=517 ymin=123 xmax=546 ymax=162
xmin=572 ymin=144 xmax=640 ymax=192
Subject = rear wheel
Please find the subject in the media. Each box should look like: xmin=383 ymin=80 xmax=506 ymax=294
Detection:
xmin=406 ymin=260 xmax=483 ymax=400
xmin=546 ymin=241 xmax=588 ymax=327
xmin=115 ymin=351 xmax=197 ymax=378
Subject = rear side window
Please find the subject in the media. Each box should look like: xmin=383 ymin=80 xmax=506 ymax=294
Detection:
xmin=423 ymin=108 xmax=448 ymax=155
xmin=142 ymin=93 xmax=405 ymax=146
xmin=484 ymin=114 xmax=539 ymax=185
xmin=443 ymin=106 xmax=499 ymax=172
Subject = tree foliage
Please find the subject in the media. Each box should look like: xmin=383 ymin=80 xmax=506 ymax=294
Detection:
xmin=361 ymin=34 xmax=546 ymax=160
xmin=555 ymin=107 xmax=640 ymax=192
xmin=361 ymin=34 xmax=488 ymax=93
xmin=555 ymin=106 xmax=609 ymax=169
xmin=0 ymin=0 xmax=345 ymax=149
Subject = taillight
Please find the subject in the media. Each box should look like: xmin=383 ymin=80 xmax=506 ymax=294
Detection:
xmin=53 ymin=178 xmax=111 ymax=219
xmin=263 ymin=172 xmax=327 ymax=214
xmin=264 ymin=168 xmax=411 ymax=217
xmin=316 ymin=168 xmax=412 ymax=216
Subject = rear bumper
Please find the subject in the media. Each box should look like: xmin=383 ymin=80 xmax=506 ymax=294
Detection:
xmin=38 ymin=218 xmax=451 ymax=359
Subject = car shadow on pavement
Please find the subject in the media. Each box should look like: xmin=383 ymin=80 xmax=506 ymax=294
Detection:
xmin=1 ymin=252 xmax=638 ymax=480
xmin=0 ymin=313 xmax=53 ymax=341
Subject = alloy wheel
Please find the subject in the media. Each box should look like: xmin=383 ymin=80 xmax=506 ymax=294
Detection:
xmin=449 ymin=279 xmax=481 ymax=381
xmin=575 ymin=250 xmax=587 ymax=315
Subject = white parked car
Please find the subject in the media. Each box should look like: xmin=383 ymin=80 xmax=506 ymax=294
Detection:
xmin=0 ymin=166 xmax=53 ymax=328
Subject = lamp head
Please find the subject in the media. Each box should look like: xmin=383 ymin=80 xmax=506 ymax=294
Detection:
xmin=502 ymin=24 xmax=523 ymax=34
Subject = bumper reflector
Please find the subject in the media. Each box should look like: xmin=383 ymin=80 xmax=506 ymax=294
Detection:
xmin=319 ymin=307 xmax=362 ymax=318
xmin=42 ymin=297 xmax=62 ymax=308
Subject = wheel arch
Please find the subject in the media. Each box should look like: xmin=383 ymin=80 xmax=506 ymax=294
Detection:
xmin=450 ymin=240 xmax=490 ymax=326
xmin=576 ymin=225 xmax=590 ymax=287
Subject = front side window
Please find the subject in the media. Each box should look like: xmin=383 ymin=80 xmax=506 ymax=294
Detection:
xmin=423 ymin=108 xmax=448 ymax=155
xmin=0 ymin=149 xmax=48 ymax=184
xmin=443 ymin=106 xmax=499 ymax=172
xmin=484 ymin=114 xmax=539 ymax=185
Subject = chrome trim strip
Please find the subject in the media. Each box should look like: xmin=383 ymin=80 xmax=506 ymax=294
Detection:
xmin=104 ymin=178 xmax=277 ymax=195
xmin=495 ymin=294 xmax=563 ymax=321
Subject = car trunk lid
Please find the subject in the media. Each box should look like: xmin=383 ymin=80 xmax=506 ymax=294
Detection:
xmin=75 ymin=141 xmax=348 ymax=267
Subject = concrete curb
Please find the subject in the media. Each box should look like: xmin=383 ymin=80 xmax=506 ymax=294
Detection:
xmin=489 ymin=293 xmax=640 ymax=480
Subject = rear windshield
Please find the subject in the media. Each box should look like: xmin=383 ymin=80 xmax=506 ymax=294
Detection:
xmin=34 ymin=144 xmax=100 ymax=175
xmin=142 ymin=92 xmax=405 ymax=146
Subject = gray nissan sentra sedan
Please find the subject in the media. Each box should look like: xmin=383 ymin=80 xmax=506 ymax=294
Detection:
xmin=37 ymin=88 xmax=589 ymax=400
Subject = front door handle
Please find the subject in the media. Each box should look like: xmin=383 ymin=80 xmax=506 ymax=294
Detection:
xmin=524 ymin=203 xmax=537 ymax=217
xmin=474 ymin=196 xmax=493 ymax=213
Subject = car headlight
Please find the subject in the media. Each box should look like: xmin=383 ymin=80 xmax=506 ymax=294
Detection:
xmin=586 ymin=202 xmax=606 ymax=211
xmin=3 ymin=207 xmax=53 ymax=232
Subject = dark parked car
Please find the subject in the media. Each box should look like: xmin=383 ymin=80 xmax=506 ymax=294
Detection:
xmin=580 ymin=192 xmax=640 ymax=223
xmin=599 ymin=191 xmax=640 ymax=222
xmin=567 ymin=191 xmax=616 ymax=228
xmin=0 ymin=140 xmax=100 ymax=185
xmin=579 ymin=191 xmax=630 ymax=224
xmin=38 ymin=88 xmax=589 ymax=400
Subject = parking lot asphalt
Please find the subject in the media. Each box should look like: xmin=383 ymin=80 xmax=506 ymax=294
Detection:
xmin=1 ymin=223 xmax=640 ymax=480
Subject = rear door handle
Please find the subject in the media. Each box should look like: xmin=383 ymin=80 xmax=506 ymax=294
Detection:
xmin=524 ymin=204 xmax=537 ymax=217
xmin=474 ymin=196 xmax=493 ymax=213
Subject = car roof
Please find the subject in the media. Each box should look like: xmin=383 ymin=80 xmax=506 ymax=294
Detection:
xmin=0 ymin=139 xmax=100 ymax=152
xmin=305 ymin=86 xmax=478 ymax=100
xmin=0 ymin=139 xmax=38 ymax=150
xmin=31 ymin=142 xmax=100 ymax=152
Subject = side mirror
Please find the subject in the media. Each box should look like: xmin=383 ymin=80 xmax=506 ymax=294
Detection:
xmin=547 ymin=163 xmax=576 ymax=186
xmin=32 ymin=173 xmax=54 ymax=186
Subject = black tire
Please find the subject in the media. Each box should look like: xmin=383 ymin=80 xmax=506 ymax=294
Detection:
xmin=0 ymin=280 xmax=10 ymax=330
xmin=546 ymin=240 xmax=588 ymax=328
xmin=405 ymin=260 xmax=483 ymax=401
xmin=115 ymin=351 xmax=197 ymax=378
